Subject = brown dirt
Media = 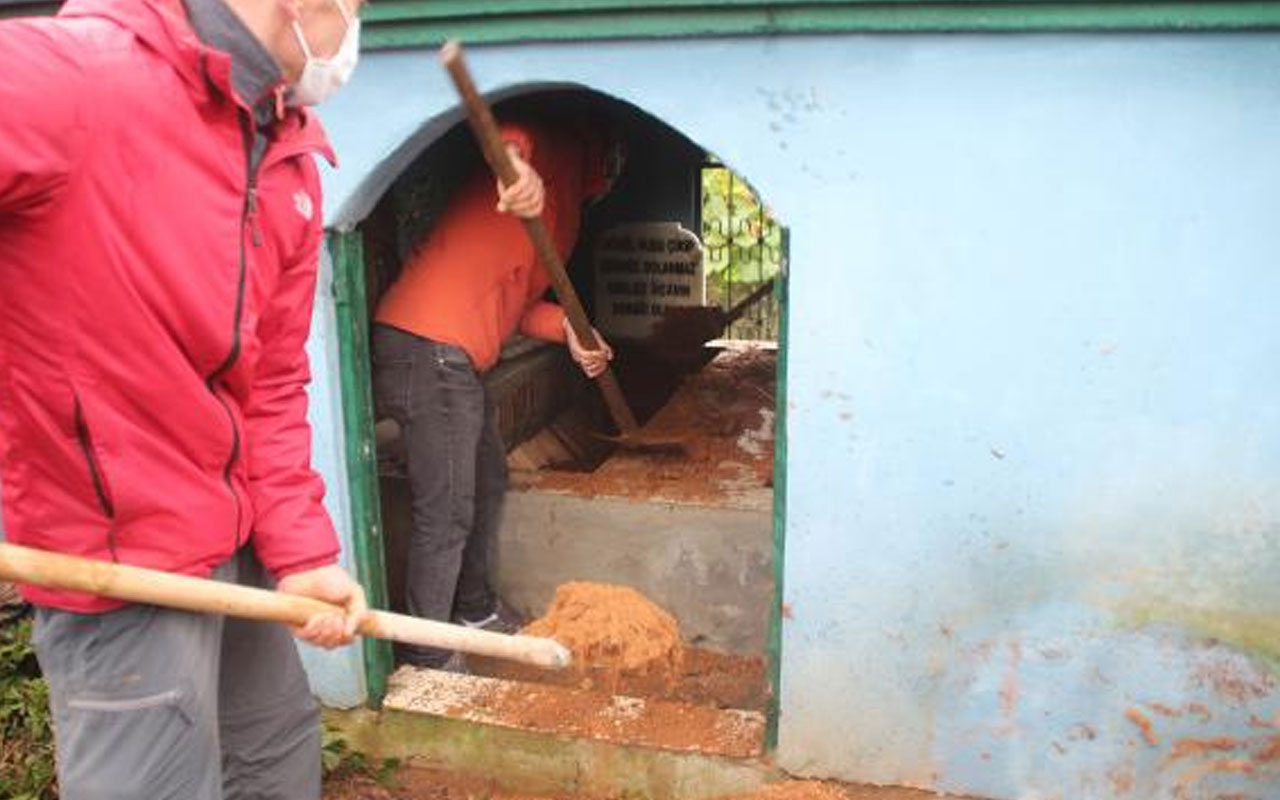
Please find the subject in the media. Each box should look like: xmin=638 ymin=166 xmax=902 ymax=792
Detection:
xmin=722 ymin=782 xmax=955 ymax=800
xmin=522 ymin=582 xmax=684 ymax=688
xmin=326 ymin=768 xmax=973 ymax=800
xmin=516 ymin=347 xmax=776 ymax=506
xmin=384 ymin=582 xmax=766 ymax=761
xmin=324 ymin=766 xmax=517 ymax=800
xmin=482 ymin=678 xmax=764 ymax=758
xmin=471 ymin=646 xmax=768 ymax=712
xmin=717 ymin=783 xmax=852 ymax=800
xmin=383 ymin=667 xmax=764 ymax=759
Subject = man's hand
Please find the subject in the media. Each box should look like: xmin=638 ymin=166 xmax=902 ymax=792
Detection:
xmin=277 ymin=564 xmax=368 ymax=649
xmin=496 ymin=144 xmax=545 ymax=218
xmin=563 ymin=317 xmax=614 ymax=379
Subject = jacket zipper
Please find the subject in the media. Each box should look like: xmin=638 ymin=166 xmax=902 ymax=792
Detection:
xmin=205 ymin=111 xmax=264 ymax=552
xmin=74 ymin=396 xmax=118 ymax=560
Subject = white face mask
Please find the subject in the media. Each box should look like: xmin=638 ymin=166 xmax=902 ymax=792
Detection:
xmin=289 ymin=0 xmax=359 ymax=107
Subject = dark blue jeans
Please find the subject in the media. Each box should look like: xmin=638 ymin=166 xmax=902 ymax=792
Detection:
xmin=372 ymin=325 xmax=506 ymax=666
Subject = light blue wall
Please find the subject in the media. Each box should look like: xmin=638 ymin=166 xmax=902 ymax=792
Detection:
xmin=315 ymin=34 xmax=1280 ymax=798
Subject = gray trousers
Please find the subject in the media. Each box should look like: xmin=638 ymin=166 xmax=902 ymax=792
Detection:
xmin=32 ymin=549 xmax=321 ymax=800
xmin=372 ymin=324 xmax=506 ymax=667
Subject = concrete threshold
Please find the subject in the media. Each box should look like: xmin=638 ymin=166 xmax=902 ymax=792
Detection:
xmin=326 ymin=666 xmax=775 ymax=800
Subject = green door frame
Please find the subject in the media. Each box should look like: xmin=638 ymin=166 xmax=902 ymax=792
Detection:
xmin=765 ymin=228 xmax=790 ymax=751
xmin=329 ymin=230 xmax=394 ymax=706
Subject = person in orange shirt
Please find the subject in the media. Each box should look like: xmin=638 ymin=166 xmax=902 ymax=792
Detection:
xmin=373 ymin=116 xmax=620 ymax=668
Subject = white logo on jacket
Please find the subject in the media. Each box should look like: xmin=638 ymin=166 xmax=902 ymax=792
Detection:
xmin=293 ymin=190 xmax=315 ymax=222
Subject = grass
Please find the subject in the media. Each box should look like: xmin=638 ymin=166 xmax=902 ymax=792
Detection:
xmin=0 ymin=615 xmax=57 ymax=800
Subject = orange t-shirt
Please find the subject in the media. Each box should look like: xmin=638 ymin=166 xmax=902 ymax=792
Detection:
xmin=375 ymin=121 xmax=603 ymax=373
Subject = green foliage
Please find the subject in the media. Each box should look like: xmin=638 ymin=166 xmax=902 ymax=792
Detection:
xmin=0 ymin=617 xmax=57 ymax=800
xmin=700 ymin=165 xmax=783 ymax=289
xmin=700 ymin=164 xmax=782 ymax=340
xmin=322 ymin=724 xmax=400 ymax=785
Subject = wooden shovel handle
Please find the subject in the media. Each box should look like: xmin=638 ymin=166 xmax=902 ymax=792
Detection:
xmin=0 ymin=543 xmax=571 ymax=670
xmin=439 ymin=41 xmax=639 ymax=434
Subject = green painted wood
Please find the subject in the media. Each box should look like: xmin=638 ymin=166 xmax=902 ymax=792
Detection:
xmin=765 ymin=229 xmax=789 ymax=752
xmin=328 ymin=230 xmax=393 ymax=708
xmin=361 ymin=3 xmax=1280 ymax=48
xmin=368 ymin=0 xmax=1280 ymax=18
xmin=8 ymin=2 xmax=1280 ymax=37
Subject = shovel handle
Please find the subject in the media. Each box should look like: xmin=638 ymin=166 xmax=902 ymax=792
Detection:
xmin=0 ymin=543 xmax=571 ymax=670
xmin=440 ymin=41 xmax=639 ymax=434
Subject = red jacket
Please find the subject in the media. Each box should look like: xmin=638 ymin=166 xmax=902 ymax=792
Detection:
xmin=0 ymin=0 xmax=340 ymax=611
xmin=375 ymin=122 xmax=610 ymax=372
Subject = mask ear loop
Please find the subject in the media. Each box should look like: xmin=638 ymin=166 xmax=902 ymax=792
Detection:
xmin=292 ymin=0 xmax=352 ymax=63
xmin=291 ymin=20 xmax=315 ymax=62
xmin=333 ymin=0 xmax=354 ymax=26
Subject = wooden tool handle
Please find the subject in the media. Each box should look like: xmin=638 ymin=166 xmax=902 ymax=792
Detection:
xmin=0 ymin=543 xmax=571 ymax=670
xmin=440 ymin=41 xmax=639 ymax=434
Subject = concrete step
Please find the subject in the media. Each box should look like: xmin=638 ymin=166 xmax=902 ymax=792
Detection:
xmin=385 ymin=666 xmax=766 ymax=759
xmin=327 ymin=666 xmax=775 ymax=800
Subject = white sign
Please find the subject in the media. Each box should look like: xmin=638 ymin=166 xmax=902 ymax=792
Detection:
xmin=594 ymin=223 xmax=705 ymax=340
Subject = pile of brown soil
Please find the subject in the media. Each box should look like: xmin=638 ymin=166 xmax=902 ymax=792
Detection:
xmin=516 ymin=346 xmax=776 ymax=506
xmin=471 ymin=646 xmax=768 ymax=711
xmin=523 ymin=582 xmax=683 ymax=686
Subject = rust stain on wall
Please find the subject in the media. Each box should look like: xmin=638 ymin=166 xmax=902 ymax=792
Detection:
xmin=1126 ymin=708 xmax=1160 ymax=747
xmin=1168 ymin=737 xmax=1245 ymax=761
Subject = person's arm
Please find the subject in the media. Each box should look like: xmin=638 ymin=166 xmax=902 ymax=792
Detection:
xmin=244 ymin=202 xmax=365 ymax=648
xmin=494 ymin=124 xmax=544 ymax=218
xmin=516 ymin=173 xmax=569 ymax=346
xmin=519 ymin=301 xmax=567 ymax=344
xmin=520 ymin=305 xmax=614 ymax=379
xmin=0 ymin=21 xmax=87 ymax=214
xmin=509 ymin=127 xmax=614 ymax=377
xmin=561 ymin=316 xmax=614 ymax=378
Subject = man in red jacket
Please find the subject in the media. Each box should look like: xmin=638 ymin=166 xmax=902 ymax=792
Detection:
xmin=0 ymin=0 xmax=540 ymax=795
xmin=373 ymin=116 xmax=619 ymax=669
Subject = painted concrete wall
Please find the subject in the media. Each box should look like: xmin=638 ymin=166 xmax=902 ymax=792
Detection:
xmin=315 ymin=34 xmax=1280 ymax=798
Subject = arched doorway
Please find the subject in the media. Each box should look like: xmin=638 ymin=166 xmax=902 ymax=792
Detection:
xmin=330 ymin=86 xmax=789 ymax=751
